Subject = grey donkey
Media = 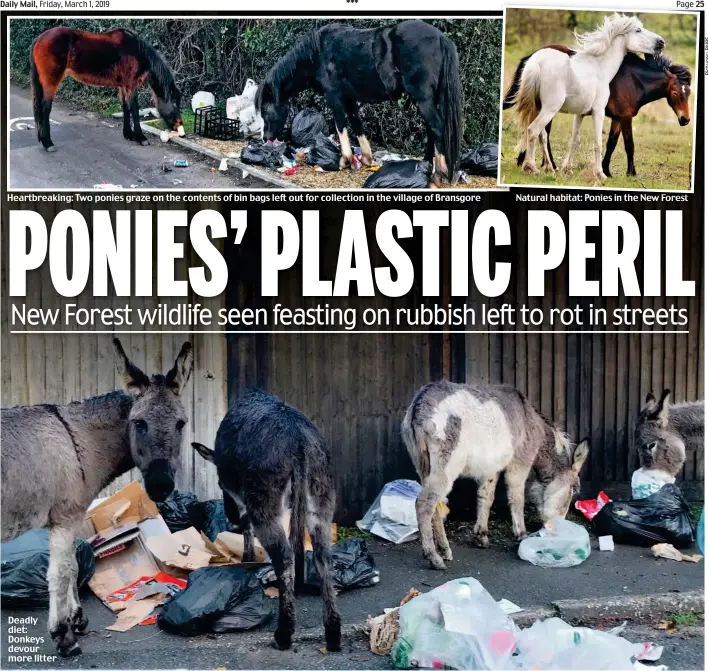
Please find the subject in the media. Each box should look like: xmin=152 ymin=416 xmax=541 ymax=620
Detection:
xmin=1 ymin=339 xmax=193 ymax=656
xmin=402 ymin=380 xmax=589 ymax=570
xmin=192 ymin=388 xmax=341 ymax=653
xmin=635 ymin=389 xmax=705 ymax=476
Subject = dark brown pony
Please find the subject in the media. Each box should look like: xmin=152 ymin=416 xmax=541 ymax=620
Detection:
xmin=505 ymin=49 xmax=692 ymax=177
xmin=30 ymin=27 xmax=183 ymax=152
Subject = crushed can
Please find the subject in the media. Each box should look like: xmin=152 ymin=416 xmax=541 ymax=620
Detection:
xmin=174 ymin=159 xmax=189 ymax=168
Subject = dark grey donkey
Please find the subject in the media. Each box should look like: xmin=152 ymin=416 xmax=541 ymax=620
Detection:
xmin=635 ymin=389 xmax=705 ymax=476
xmin=192 ymin=388 xmax=341 ymax=652
xmin=402 ymin=380 xmax=589 ymax=570
xmin=1 ymin=339 xmax=193 ymax=656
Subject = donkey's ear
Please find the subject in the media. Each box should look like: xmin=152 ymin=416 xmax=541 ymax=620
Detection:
xmin=642 ymin=392 xmax=656 ymax=413
xmin=191 ymin=442 xmax=215 ymax=463
xmin=113 ymin=338 xmax=151 ymax=395
xmin=166 ymin=342 xmax=193 ymax=396
xmin=572 ymin=439 xmax=590 ymax=474
xmin=652 ymin=389 xmax=671 ymax=425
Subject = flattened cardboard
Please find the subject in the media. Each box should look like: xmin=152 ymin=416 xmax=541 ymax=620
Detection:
xmin=106 ymin=595 xmax=162 ymax=632
xmin=214 ymin=531 xmax=268 ymax=563
xmin=89 ymin=481 xmax=159 ymax=533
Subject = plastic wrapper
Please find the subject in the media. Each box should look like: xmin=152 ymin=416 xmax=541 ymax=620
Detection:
xmin=158 ymin=565 xmax=275 ymax=636
xmin=191 ymin=91 xmax=215 ymax=112
xmin=364 ymin=160 xmax=432 ymax=188
xmin=593 ymin=484 xmax=695 ymax=548
xmin=306 ymin=134 xmax=341 ymax=172
xmin=304 ymin=538 xmax=379 ymax=592
xmin=1 ymin=530 xmax=95 ymax=605
xmin=574 ymin=491 xmax=610 ymax=520
xmin=291 ymin=109 xmax=328 ymax=147
xmin=459 ymin=143 xmax=499 ymax=176
xmin=357 ymin=479 xmax=422 ymax=544
xmin=518 ymin=517 xmax=591 ymax=568
xmin=241 ymin=140 xmax=287 ymax=170
xmin=391 ymin=577 xmax=518 ymax=669
xmin=631 ymin=468 xmax=676 ymax=500
xmin=200 ymin=499 xmax=233 ymax=540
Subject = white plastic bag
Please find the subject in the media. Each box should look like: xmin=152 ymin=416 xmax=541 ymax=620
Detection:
xmin=226 ymin=79 xmax=259 ymax=120
xmin=391 ymin=578 xmax=518 ymax=670
xmin=242 ymin=78 xmax=258 ymax=99
xmin=357 ymin=480 xmax=421 ymax=544
xmin=238 ymin=105 xmax=263 ymax=135
xmin=631 ymin=468 xmax=675 ymax=500
xmin=191 ymin=91 xmax=215 ymax=112
xmin=518 ymin=517 xmax=591 ymax=568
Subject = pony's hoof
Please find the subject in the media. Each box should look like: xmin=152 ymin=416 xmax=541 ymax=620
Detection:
xmin=45 ymin=145 xmax=57 ymax=153
xmin=339 ymin=156 xmax=351 ymax=170
xmin=522 ymin=163 xmax=539 ymax=175
xmin=472 ymin=533 xmax=490 ymax=549
xmin=427 ymin=554 xmax=447 ymax=570
xmin=138 ymin=139 xmax=150 ymax=146
xmin=441 ymin=548 xmax=453 ymax=561
xmin=361 ymin=154 xmax=373 ymax=167
xmin=543 ymin=165 xmax=556 ymax=175
xmin=595 ymin=172 xmax=607 ymax=181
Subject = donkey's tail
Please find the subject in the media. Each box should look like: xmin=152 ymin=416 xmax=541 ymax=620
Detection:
xmin=29 ymin=39 xmax=43 ymax=143
xmin=401 ymin=403 xmax=430 ymax=480
xmin=438 ymin=34 xmax=462 ymax=179
xmin=290 ymin=437 xmax=308 ymax=592
xmin=503 ymin=54 xmax=532 ymax=110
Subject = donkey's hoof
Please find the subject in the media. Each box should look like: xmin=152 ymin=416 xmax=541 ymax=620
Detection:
xmin=440 ymin=547 xmax=453 ymax=561
xmin=472 ymin=533 xmax=490 ymax=549
xmin=63 ymin=643 xmax=82 ymax=658
xmin=427 ymin=554 xmax=447 ymax=570
xmin=45 ymin=145 xmax=57 ymax=153
xmin=71 ymin=609 xmax=89 ymax=634
xmin=272 ymin=629 xmax=293 ymax=650
xmin=325 ymin=625 xmax=342 ymax=652
xmin=516 ymin=532 xmax=528 ymax=542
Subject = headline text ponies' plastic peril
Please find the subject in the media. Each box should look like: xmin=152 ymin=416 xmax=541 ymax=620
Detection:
xmin=8 ymin=208 xmax=694 ymax=299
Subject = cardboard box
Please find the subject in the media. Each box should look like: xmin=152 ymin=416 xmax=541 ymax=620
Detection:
xmin=89 ymin=481 xmax=159 ymax=534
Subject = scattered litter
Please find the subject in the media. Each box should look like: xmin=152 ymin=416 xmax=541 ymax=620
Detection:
xmin=291 ymin=108 xmax=328 ymax=147
xmin=459 ymin=143 xmax=499 ymax=176
xmin=632 ymin=468 xmax=676 ymax=500
xmin=496 ymin=598 xmax=523 ymax=615
xmin=306 ymin=134 xmax=341 ymax=172
xmin=161 ymin=163 xmax=173 ymax=172
xmin=598 ymin=535 xmax=615 ymax=551
xmin=364 ymin=160 xmax=432 ymax=189
xmin=93 ymin=183 xmax=123 ymax=189
xmin=219 ymin=158 xmax=228 ymax=171
xmin=305 ymin=538 xmax=379 ymax=592
xmin=174 ymin=159 xmax=189 ymax=168
xmin=191 ymin=91 xmax=216 ymax=112
xmin=357 ymin=480 xmax=423 ymax=544
xmin=593 ymin=484 xmax=695 ymax=548
xmin=518 ymin=517 xmax=591 ymax=567
xmin=158 ymin=565 xmax=275 ymax=635
xmin=210 ymin=167 xmax=216 ymax=172
xmin=112 ymin=107 xmax=158 ymax=119
xmin=226 ymin=79 xmax=258 ymax=120
xmin=373 ymin=150 xmax=406 ymax=163
xmin=651 ymin=542 xmax=703 ymax=562
xmin=609 ymin=621 xmax=628 ymax=636
xmin=1 ymin=530 xmax=95 ymax=605
xmin=369 ymin=589 xmax=421 ymax=656
xmin=102 ymin=121 xmax=116 ymax=128
xmin=575 ymin=491 xmax=611 ymax=520
xmin=160 ymin=129 xmax=182 ymax=143
xmin=241 ymin=140 xmax=288 ymax=170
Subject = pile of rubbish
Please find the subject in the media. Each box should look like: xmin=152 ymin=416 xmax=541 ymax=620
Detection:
xmin=368 ymin=578 xmax=667 ymax=670
xmin=0 ymin=480 xmax=379 ymax=635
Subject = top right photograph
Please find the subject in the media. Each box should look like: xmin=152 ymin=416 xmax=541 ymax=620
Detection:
xmin=499 ymin=9 xmax=699 ymax=191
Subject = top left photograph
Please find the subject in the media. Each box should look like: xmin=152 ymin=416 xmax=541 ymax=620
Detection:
xmin=7 ymin=17 xmax=503 ymax=190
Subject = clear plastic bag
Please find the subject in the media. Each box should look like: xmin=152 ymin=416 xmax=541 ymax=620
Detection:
xmin=631 ymin=468 xmax=675 ymax=500
xmin=357 ymin=479 xmax=422 ymax=544
xmin=391 ymin=577 xmax=518 ymax=670
xmin=518 ymin=517 xmax=591 ymax=568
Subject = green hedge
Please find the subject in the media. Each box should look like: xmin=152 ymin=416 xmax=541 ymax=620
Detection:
xmin=10 ymin=18 xmax=502 ymax=154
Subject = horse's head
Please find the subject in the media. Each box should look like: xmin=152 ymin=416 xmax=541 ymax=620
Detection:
xmin=156 ymin=82 xmax=184 ymax=134
xmin=624 ymin=18 xmax=664 ymax=57
xmin=113 ymin=338 xmax=193 ymax=502
xmin=665 ymin=69 xmax=691 ymax=126
xmin=256 ymin=81 xmax=288 ymax=142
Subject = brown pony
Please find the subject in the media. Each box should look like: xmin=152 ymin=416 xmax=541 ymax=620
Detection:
xmin=30 ymin=27 xmax=183 ymax=152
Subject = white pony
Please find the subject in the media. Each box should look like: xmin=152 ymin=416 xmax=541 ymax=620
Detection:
xmin=512 ymin=14 xmax=664 ymax=180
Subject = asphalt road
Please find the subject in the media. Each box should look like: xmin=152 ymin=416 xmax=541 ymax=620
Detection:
xmin=8 ymin=86 xmax=267 ymax=190
xmin=2 ymin=531 xmax=704 ymax=669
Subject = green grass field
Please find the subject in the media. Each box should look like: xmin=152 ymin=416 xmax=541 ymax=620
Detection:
xmin=500 ymin=10 xmax=698 ymax=191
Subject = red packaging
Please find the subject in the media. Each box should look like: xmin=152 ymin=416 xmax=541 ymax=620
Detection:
xmin=575 ymin=491 xmax=611 ymax=520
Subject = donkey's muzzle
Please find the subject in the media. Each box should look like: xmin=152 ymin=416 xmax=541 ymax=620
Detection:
xmin=144 ymin=459 xmax=175 ymax=502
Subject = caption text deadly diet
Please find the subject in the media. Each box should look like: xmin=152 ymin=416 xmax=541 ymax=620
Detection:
xmin=5 ymin=616 xmax=56 ymax=664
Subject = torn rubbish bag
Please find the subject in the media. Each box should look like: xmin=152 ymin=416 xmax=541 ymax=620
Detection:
xmin=158 ymin=565 xmax=275 ymax=635
xmin=364 ymin=160 xmax=432 ymax=188
xmin=304 ymin=538 xmax=379 ymax=591
xmin=241 ymin=140 xmax=287 ymax=170
xmin=306 ymin=134 xmax=341 ymax=171
xmin=157 ymin=490 xmax=204 ymax=534
xmin=1 ymin=529 xmax=95 ymax=605
xmin=357 ymin=479 xmax=422 ymax=544
xmin=593 ymin=484 xmax=695 ymax=548
xmin=459 ymin=143 xmax=499 ymax=176
xmin=291 ymin=108 xmax=328 ymax=147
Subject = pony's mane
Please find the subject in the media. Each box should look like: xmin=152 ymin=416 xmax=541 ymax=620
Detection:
xmin=575 ymin=13 xmax=642 ymax=57
xmin=646 ymin=54 xmax=692 ymax=86
xmin=256 ymin=30 xmax=321 ymax=110
xmin=134 ymin=35 xmax=177 ymax=100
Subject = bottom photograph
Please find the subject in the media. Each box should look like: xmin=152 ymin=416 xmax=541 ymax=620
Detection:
xmin=1 ymin=328 xmax=704 ymax=670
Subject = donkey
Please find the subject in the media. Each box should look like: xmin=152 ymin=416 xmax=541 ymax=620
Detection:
xmin=192 ymin=388 xmax=341 ymax=652
xmin=1 ymin=339 xmax=193 ymax=656
xmin=402 ymin=380 xmax=589 ymax=570
xmin=635 ymin=389 xmax=705 ymax=477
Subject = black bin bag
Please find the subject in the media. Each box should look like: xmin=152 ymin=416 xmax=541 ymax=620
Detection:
xmin=593 ymin=484 xmax=695 ymax=548
xmin=459 ymin=143 xmax=499 ymax=176
xmin=157 ymin=490 xmax=204 ymax=534
xmin=291 ymin=108 xmax=328 ymax=147
xmin=306 ymin=134 xmax=341 ymax=172
xmin=200 ymin=499 xmax=234 ymax=540
xmin=158 ymin=565 xmax=275 ymax=636
xmin=364 ymin=160 xmax=432 ymax=189
xmin=304 ymin=538 xmax=379 ymax=592
xmin=1 ymin=530 xmax=95 ymax=605
xmin=241 ymin=141 xmax=287 ymax=170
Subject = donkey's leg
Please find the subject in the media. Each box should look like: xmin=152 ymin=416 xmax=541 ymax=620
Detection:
xmin=591 ymin=109 xmax=606 ymax=180
xmin=48 ymin=525 xmax=82 ymax=656
xmin=307 ymin=501 xmax=342 ymax=652
xmin=472 ymin=473 xmax=500 ymax=548
xmin=602 ymin=118 xmax=621 ymax=178
xmin=562 ymin=115 xmax=583 ymax=176
xmin=416 ymin=470 xmax=451 ymax=570
xmin=431 ymin=504 xmax=452 ymax=561
xmin=504 ymin=463 xmax=532 ymax=541
xmin=620 ymin=118 xmax=636 ymax=177
xmin=129 ymin=93 xmax=150 ymax=146
xmin=223 ymin=489 xmax=255 ymax=562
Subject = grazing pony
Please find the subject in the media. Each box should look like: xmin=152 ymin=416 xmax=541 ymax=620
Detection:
xmin=0 ymin=339 xmax=193 ymax=656
xmin=255 ymin=20 xmax=461 ymax=182
xmin=635 ymin=389 xmax=704 ymax=478
xmin=192 ymin=388 xmax=341 ymax=652
xmin=506 ymin=53 xmax=692 ymax=177
xmin=509 ymin=14 xmax=664 ymax=180
xmin=30 ymin=27 xmax=184 ymax=151
xmin=402 ymin=381 xmax=589 ymax=570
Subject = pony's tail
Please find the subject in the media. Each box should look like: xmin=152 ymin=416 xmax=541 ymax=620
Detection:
xmin=438 ymin=35 xmax=462 ymax=180
xmin=503 ymin=54 xmax=532 ymax=110
xmin=29 ymin=39 xmax=43 ymax=143
xmin=512 ymin=55 xmax=542 ymax=157
xmin=290 ymin=438 xmax=307 ymax=593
